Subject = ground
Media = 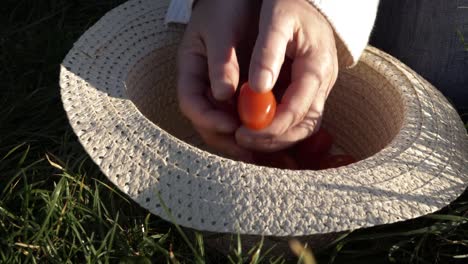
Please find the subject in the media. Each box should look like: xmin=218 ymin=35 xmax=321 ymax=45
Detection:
xmin=1 ymin=0 xmax=468 ymax=263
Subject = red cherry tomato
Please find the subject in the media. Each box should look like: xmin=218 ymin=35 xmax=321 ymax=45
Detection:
xmin=293 ymin=128 xmax=334 ymax=170
xmin=237 ymin=82 xmax=277 ymax=130
xmin=205 ymin=88 xmax=238 ymax=118
xmin=319 ymin=154 xmax=356 ymax=169
xmin=254 ymin=151 xmax=299 ymax=170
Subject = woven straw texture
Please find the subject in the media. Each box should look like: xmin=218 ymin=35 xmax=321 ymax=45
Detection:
xmin=59 ymin=0 xmax=468 ymax=237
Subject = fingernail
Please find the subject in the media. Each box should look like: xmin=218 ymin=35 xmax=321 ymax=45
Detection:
xmin=252 ymin=70 xmax=273 ymax=92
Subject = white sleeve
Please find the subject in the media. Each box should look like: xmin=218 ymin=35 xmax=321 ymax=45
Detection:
xmin=306 ymin=0 xmax=380 ymax=67
xmin=165 ymin=0 xmax=380 ymax=67
xmin=164 ymin=0 xmax=194 ymax=24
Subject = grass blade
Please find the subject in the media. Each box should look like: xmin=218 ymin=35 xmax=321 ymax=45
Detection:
xmin=45 ymin=153 xmax=64 ymax=171
xmin=425 ymin=214 xmax=468 ymax=222
xmin=33 ymin=176 xmax=65 ymax=242
xmin=156 ymin=192 xmax=204 ymax=263
xmin=1 ymin=142 xmax=26 ymax=161
xmin=195 ymin=231 xmax=205 ymax=258
xmin=289 ymin=239 xmax=316 ymax=264
xmin=249 ymin=236 xmax=264 ymax=264
xmin=18 ymin=144 xmax=30 ymax=167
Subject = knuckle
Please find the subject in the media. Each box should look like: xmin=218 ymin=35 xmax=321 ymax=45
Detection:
xmin=211 ymin=60 xmax=237 ymax=79
xmin=209 ymin=54 xmax=239 ymax=82
xmin=316 ymin=56 xmax=335 ymax=79
xmin=265 ymin=22 xmax=291 ymax=42
xmin=250 ymin=56 xmax=274 ymax=75
xmin=178 ymin=33 xmax=205 ymax=60
xmin=178 ymin=37 xmax=194 ymax=59
xmin=306 ymin=50 xmax=338 ymax=82
xmin=289 ymin=108 xmax=308 ymax=125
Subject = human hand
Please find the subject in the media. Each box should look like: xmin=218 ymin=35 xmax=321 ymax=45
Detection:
xmin=178 ymin=0 xmax=338 ymax=158
xmin=176 ymin=0 xmax=259 ymax=161
xmin=235 ymin=0 xmax=339 ymax=152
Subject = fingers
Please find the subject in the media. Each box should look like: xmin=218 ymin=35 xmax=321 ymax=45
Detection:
xmin=273 ymin=51 xmax=337 ymax=134
xmin=177 ymin=36 xmax=239 ymax=134
xmin=235 ymin=111 xmax=322 ymax=152
xmin=205 ymin=29 xmax=240 ymax=101
xmin=268 ymin=59 xmax=321 ymax=135
xmin=195 ymin=126 xmax=253 ymax=162
xmin=248 ymin=0 xmax=293 ymax=93
xmin=236 ymin=50 xmax=338 ymax=151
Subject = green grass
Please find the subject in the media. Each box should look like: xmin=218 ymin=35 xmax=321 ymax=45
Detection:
xmin=457 ymin=30 xmax=468 ymax=52
xmin=1 ymin=0 xmax=468 ymax=263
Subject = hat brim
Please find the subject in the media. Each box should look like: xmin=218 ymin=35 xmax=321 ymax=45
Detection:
xmin=59 ymin=0 xmax=468 ymax=236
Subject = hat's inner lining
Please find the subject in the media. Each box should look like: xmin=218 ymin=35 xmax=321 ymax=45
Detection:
xmin=126 ymin=47 xmax=404 ymax=163
xmin=323 ymin=64 xmax=405 ymax=160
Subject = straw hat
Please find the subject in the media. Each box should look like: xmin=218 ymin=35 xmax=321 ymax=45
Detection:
xmin=60 ymin=0 xmax=468 ymax=241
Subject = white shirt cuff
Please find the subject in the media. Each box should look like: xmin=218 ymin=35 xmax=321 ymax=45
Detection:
xmin=165 ymin=0 xmax=194 ymax=24
xmin=307 ymin=0 xmax=380 ymax=67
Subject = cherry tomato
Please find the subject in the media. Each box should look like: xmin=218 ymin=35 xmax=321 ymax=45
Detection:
xmin=237 ymin=82 xmax=277 ymax=130
xmin=253 ymin=151 xmax=299 ymax=170
xmin=293 ymin=128 xmax=334 ymax=170
xmin=319 ymin=154 xmax=356 ymax=169
xmin=205 ymin=88 xmax=238 ymax=118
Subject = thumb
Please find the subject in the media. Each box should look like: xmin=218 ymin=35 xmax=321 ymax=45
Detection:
xmin=249 ymin=1 xmax=293 ymax=93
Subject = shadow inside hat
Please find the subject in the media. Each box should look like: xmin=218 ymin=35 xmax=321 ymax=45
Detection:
xmin=122 ymin=47 xmax=407 ymax=162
